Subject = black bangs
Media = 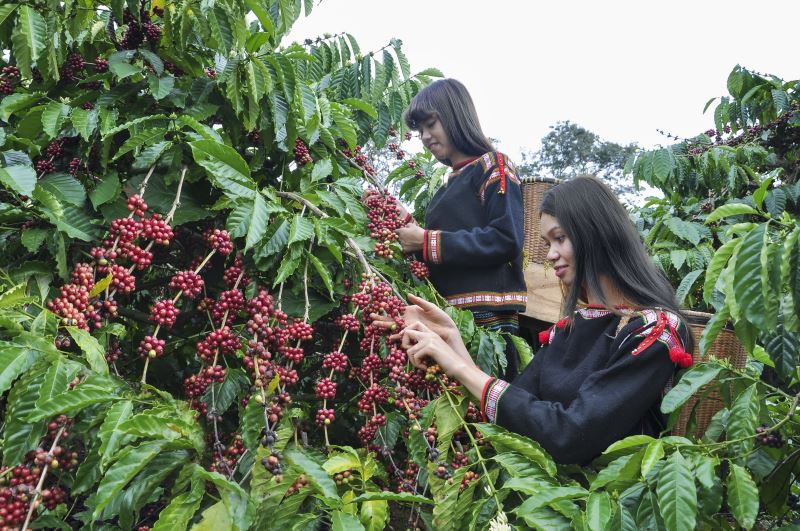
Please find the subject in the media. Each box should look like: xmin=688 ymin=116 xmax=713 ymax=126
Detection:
xmin=404 ymin=103 xmax=437 ymax=130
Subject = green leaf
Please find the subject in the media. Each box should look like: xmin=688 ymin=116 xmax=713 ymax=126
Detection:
xmin=516 ymin=486 xmax=588 ymax=516
xmin=590 ymin=452 xmax=643 ymax=491
xmin=0 ymin=92 xmax=43 ymax=122
xmin=192 ymin=501 xmax=231 ymax=530
xmin=703 ymin=237 xmax=740 ymax=303
xmin=331 ymin=510 xmax=365 ymax=531
xmin=675 ymin=269 xmax=702 ymax=305
xmin=308 ymin=253 xmax=333 ymax=296
xmin=764 ymin=326 xmax=800 ymax=380
xmin=661 ymin=363 xmax=723 ymax=413
xmin=640 ymin=440 xmax=665 ymax=479
xmin=41 ymin=102 xmax=71 ymax=138
xmin=699 ymin=305 xmax=730 ymax=358
xmin=92 ymin=441 xmax=167 ymax=519
xmin=0 ymin=165 xmax=36 ymax=196
xmin=112 ymin=127 xmax=167 ymax=161
xmin=243 ymin=192 xmax=270 ymax=251
xmin=35 ymin=355 xmax=79 ymax=410
xmin=652 ymin=149 xmax=673 ymax=181
xmin=191 ymin=466 xmax=253 ymax=530
xmin=311 ymin=158 xmax=333 ymax=182
xmin=734 ymin=224 xmax=767 ymax=328
xmin=586 ymin=491 xmax=612 ymax=531
xmin=39 ymin=172 xmax=86 ymax=206
xmin=178 ymin=115 xmax=222 ymax=143
xmin=705 ymin=203 xmax=759 ymax=223
xmin=152 ymin=479 xmax=204 ymax=531
xmin=190 ymin=140 xmax=256 ymax=200
xmin=284 ymin=447 xmax=339 ymax=501
xmin=89 ymin=272 xmax=113 ymax=298
xmin=71 ymin=107 xmax=99 ymax=141
xmin=0 ymin=344 xmax=38 ymax=395
xmin=664 ymin=217 xmax=701 ymax=246
xmin=475 ymin=423 xmax=556 ymax=477
xmin=148 ymin=74 xmax=175 ymax=100
xmin=27 ymin=387 xmax=122 ymax=421
xmin=0 ymin=283 xmax=33 ymax=308
xmin=20 ymin=229 xmax=50 ymax=253
xmin=13 ymin=7 xmax=47 ymax=73
xmin=727 ymin=463 xmax=758 ymax=530
xmin=726 ymin=384 xmax=759 ymax=459
xmin=350 ymin=491 xmax=433 ymax=504
xmin=3 ymin=369 xmax=47 ymax=465
xmin=287 ymin=214 xmax=315 ymax=245
xmin=656 ymin=451 xmax=696 ymax=531
xmin=341 ymin=98 xmax=377 ymax=119
xmin=108 ymin=50 xmax=140 ymax=79
xmin=98 ymin=400 xmax=135 ymax=468
xmin=89 ymin=173 xmax=120 ymax=208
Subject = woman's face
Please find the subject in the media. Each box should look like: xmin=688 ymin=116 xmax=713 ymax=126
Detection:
xmin=541 ymin=213 xmax=576 ymax=287
xmin=417 ymin=115 xmax=456 ymax=163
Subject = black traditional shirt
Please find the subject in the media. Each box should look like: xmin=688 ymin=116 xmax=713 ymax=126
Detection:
xmin=481 ymin=307 xmax=692 ymax=464
xmin=421 ymin=152 xmax=527 ymax=313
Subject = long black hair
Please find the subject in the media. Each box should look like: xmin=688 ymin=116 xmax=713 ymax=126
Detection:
xmin=540 ymin=175 xmax=694 ymax=351
xmin=403 ymin=79 xmax=494 ymax=165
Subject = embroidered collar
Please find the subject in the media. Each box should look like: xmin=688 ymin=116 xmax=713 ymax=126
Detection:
xmin=451 ymin=156 xmax=480 ymax=171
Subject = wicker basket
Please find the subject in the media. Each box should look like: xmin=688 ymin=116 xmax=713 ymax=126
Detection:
xmin=671 ymin=310 xmax=747 ymax=438
xmin=521 ymin=176 xmax=561 ymax=264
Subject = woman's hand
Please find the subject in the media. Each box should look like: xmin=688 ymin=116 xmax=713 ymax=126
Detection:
xmin=401 ymin=322 xmax=469 ymax=374
xmin=395 ymin=225 xmax=425 ymax=253
xmin=401 ymin=322 xmax=492 ymax=400
xmin=371 ymin=294 xmax=464 ymax=355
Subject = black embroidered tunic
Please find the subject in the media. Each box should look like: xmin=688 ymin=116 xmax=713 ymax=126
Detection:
xmin=421 ymin=152 xmax=527 ymax=313
xmin=480 ymin=307 xmax=692 ymax=465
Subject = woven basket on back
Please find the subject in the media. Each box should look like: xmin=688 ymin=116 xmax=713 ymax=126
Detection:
xmin=671 ymin=310 xmax=747 ymax=438
xmin=521 ymin=176 xmax=561 ymax=264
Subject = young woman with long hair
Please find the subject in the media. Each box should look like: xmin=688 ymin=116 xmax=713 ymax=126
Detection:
xmin=375 ymin=176 xmax=695 ymax=464
xmin=393 ymin=78 xmax=526 ymax=379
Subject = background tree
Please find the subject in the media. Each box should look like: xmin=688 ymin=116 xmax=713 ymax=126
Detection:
xmin=519 ymin=120 xmax=642 ymax=202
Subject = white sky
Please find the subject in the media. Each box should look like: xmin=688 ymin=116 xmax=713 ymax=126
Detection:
xmin=285 ymin=0 xmax=800 ymax=163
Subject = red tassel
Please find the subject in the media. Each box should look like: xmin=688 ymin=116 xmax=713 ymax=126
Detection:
xmin=497 ymin=153 xmax=506 ymax=195
xmin=538 ymin=329 xmax=550 ymax=345
xmin=556 ymin=318 xmax=569 ymax=329
xmin=670 ymin=347 xmax=693 ymax=368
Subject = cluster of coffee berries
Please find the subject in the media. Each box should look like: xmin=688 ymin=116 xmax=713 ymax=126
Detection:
xmin=387 ymin=141 xmax=407 ymax=160
xmin=294 ymin=138 xmax=313 ymax=165
xmin=409 ymin=259 xmax=429 ymax=279
xmin=170 ymin=270 xmax=205 ymax=299
xmin=149 ymin=298 xmax=179 ymax=328
xmin=195 ymin=326 xmax=240 ymax=363
xmin=138 ymin=335 xmax=165 ymax=359
xmin=204 ymin=228 xmax=234 ymax=255
xmin=333 ymin=470 xmax=353 ymax=486
xmin=406 ymin=159 xmax=425 ymax=178
xmin=209 ymin=434 xmax=245 ymax=474
xmin=223 ymin=255 xmax=248 ymax=287
xmin=61 ymin=52 xmax=85 ymax=81
xmin=365 ymin=192 xmax=405 ymax=258
xmin=261 ymin=452 xmax=283 ymax=476
xmin=315 ymin=408 xmax=335 ymax=426
xmin=756 ymin=424 xmax=784 ymax=448
xmin=285 ymin=475 xmax=309 ymax=497
xmin=0 ymin=465 xmax=37 ymax=529
xmin=205 ymin=67 xmax=217 ymax=78
xmin=0 ymin=65 xmax=20 ymax=96
xmin=120 ymin=8 xmax=159 ymax=49
xmin=460 ymin=470 xmax=479 ymax=492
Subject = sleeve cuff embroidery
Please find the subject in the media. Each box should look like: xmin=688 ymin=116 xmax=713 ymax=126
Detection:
xmin=425 ymin=230 xmax=442 ymax=264
xmin=484 ymin=379 xmax=510 ymax=423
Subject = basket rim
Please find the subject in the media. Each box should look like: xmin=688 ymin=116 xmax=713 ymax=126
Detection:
xmin=681 ymin=309 xmax=736 ymax=329
xmin=520 ymin=176 xmax=562 ymax=185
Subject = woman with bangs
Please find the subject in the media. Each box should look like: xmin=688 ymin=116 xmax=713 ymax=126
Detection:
xmin=375 ymin=176 xmax=695 ymax=464
xmin=393 ymin=78 xmax=527 ymax=379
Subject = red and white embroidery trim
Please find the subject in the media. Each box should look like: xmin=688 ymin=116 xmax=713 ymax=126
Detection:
xmin=424 ymin=230 xmax=442 ymax=264
xmin=446 ymin=291 xmax=528 ymax=307
xmin=484 ymin=379 xmax=509 ymax=422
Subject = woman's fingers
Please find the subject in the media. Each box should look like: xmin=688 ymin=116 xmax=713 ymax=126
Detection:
xmin=407 ymin=293 xmax=438 ymax=312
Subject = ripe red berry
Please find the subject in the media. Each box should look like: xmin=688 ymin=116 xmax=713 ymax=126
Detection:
xmin=170 ymin=270 xmax=204 ymax=299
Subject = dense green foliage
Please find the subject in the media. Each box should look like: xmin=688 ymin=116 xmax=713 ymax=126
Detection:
xmin=0 ymin=0 xmax=799 ymax=528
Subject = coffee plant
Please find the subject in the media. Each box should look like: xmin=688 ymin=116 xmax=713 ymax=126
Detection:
xmin=0 ymin=0 xmax=799 ymax=526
